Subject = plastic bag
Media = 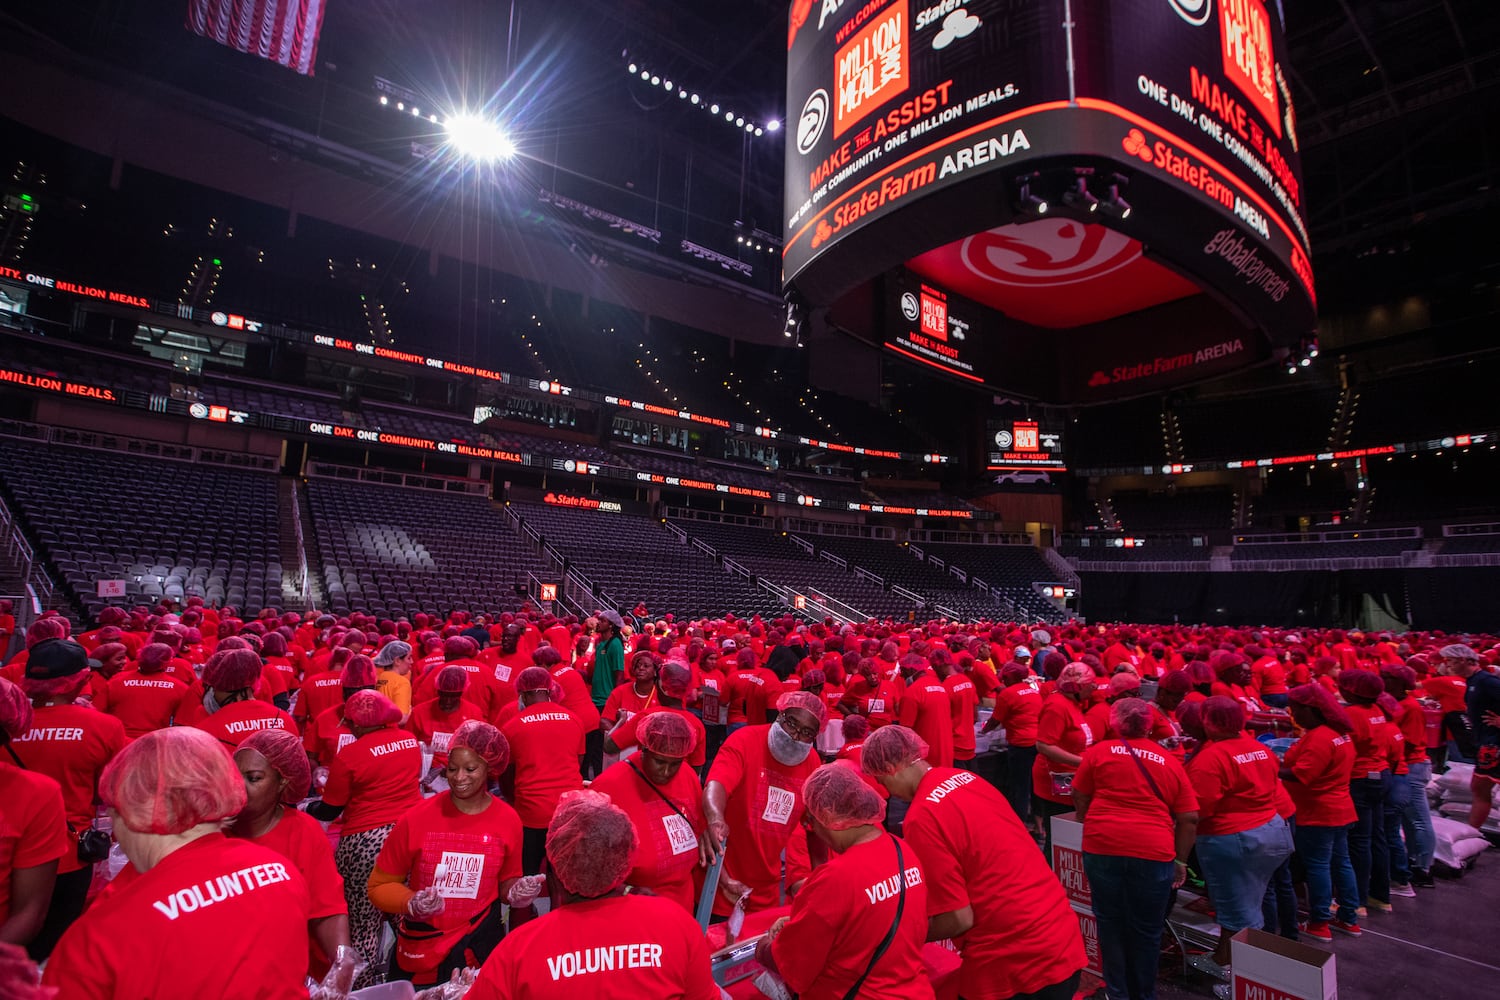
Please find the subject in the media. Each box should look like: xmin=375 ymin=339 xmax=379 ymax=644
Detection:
xmin=752 ymin=969 xmax=794 ymax=1000
xmin=412 ymin=967 xmax=479 ymax=1000
xmin=305 ymin=944 xmax=366 ymax=1000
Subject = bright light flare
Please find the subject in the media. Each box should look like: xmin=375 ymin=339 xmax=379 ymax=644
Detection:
xmin=444 ymin=114 xmax=516 ymax=162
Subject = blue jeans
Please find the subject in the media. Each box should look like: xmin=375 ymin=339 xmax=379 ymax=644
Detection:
xmin=1384 ymin=772 xmax=1412 ymax=884
xmin=1349 ymin=774 xmax=1389 ymax=905
xmin=1083 ymin=853 xmax=1175 ymax=1000
xmin=1197 ymin=815 xmax=1293 ymax=933
xmin=1262 ymin=693 xmax=1289 ymax=709
xmin=1295 ymin=823 xmax=1359 ymax=924
xmin=1400 ymin=761 xmax=1436 ymax=871
xmin=1005 ymin=744 xmax=1037 ymax=827
xmin=1261 ymin=816 xmax=1298 ymax=939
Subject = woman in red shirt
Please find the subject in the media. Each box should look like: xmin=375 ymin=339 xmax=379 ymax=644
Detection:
xmin=1073 ymin=698 xmax=1200 ymax=1000
xmin=1382 ymin=665 xmax=1435 ymax=887
xmin=988 ymin=661 xmax=1042 ymax=828
xmin=1187 ymin=697 xmax=1294 ymax=967
xmin=601 ymin=650 xmax=662 ymax=732
xmin=589 ymin=712 xmax=706 ymax=912
xmin=230 ymin=729 xmax=351 ymax=981
xmin=1281 ymin=684 xmax=1360 ymax=939
xmin=758 ymin=763 xmax=934 ymax=1000
xmin=43 ymin=727 xmax=311 ymax=1000
xmin=1338 ymin=669 xmax=1396 ymax=914
xmin=1032 ymin=662 xmax=1097 ymax=852
xmin=305 ymin=691 xmax=422 ymax=989
xmin=369 ymin=721 xmax=531 ymax=985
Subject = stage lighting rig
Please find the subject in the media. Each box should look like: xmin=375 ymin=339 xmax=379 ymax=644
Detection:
xmin=1013 ymin=173 xmax=1049 ymax=217
xmin=623 ymin=54 xmax=778 ymax=138
xmin=1062 ymin=171 xmax=1099 ymax=214
xmin=444 ymin=113 xmax=516 ymax=163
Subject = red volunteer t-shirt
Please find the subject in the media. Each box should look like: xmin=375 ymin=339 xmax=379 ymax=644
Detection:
xmin=45 ymin=834 xmax=309 ymax=1000
xmin=771 ymin=834 xmax=934 ymax=1000
xmin=550 ymin=665 xmax=601 ymax=732
xmin=10 ymin=703 xmax=126 ymax=874
xmin=321 ymin=728 xmax=423 ymax=834
xmin=1033 ymin=694 xmax=1095 ymax=803
xmin=1186 ymin=735 xmax=1281 ymax=836
xmin=992 ymin=682 xmax=1042 ymax=746
xmin=263 ymin=656 xmax=300 ymax=692
xmin=1397 ymin=696 xmax=1429 ymax=764
xmin=1283 ymin=726 xmax=1357 ymax=827
xmin=944 ymin=674 xmax=979 ymax=760
xmin=501 ymin=703 xmax=586 ymax=828
xmin=697 ymin=668 xmax=729 ymax=726
xmin=608 ymin=706 xmax=707 ymax=768
xmin=1253 ymin=657 xmax=1288 ymax=696
xmin=102 ymin=670 xmax=192 ymax=738
xmin=294 ymin=671 xmax=344 ymax=728
xmin=728 ymin=668 xmax=783 ymax=726
xmin=375 ymin=792 xmax=524 ymax=934
xmin=904 ymin=768 xmax=1086 ymax=999
xmin=1422 ymin=675 xmax=1468 ymax=714
xmin=602 ymin=682 xmax=660 ymax=727
xmin=407 ymin=698 xmax=487 ymax=767
xmin=242 ymin=807 xmax=347 ymax=978
xmin=1345 ymin=703 xmax=1397 ymax=776
xmin=466 ymin=892 xmax=717 ymax=1000
xmin=589 ymin=758 xmax=705 ymax=913
xmin=1072 ymin=739 xmax=1198 ymax=861
xmin=844 ymin=676 xmax=900 ymax=728
xmin=306 ymin=704 xmax=357 ymax=763
xmin=899 ymin=671 xmax=955 ymax=768
xmin=0 ymin=762 xmax=70 ymax=925
xmin=188 ymin=699 xmax=299 ymax=747
xmin=704 ymin=723 xmax=819 ymax=914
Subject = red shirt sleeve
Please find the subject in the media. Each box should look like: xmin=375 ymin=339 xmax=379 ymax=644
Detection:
xmin=905 ymin=806 xmax=969 ymax=916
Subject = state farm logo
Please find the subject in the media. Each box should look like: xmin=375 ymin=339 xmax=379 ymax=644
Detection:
xmin=798 ymin=89 xmax=830 ymax=155
xmin=959 ymin=220 xmax=1140 ymax=288
xmin=900 ymin=291 xmax=920 ymax=321
xmin=1168 ymin=0 xmax=1212 ymax=25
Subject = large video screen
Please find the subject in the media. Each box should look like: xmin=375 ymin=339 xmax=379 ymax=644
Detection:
xmin=987 ymin=408 xmax=1066 ymax=473
xmin=884 ymin=269 xmax=986 ymax=383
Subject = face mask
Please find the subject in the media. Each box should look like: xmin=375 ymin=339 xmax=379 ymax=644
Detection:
xmin=767 ymin=722 xmax=813 ymax=766
xmin=202 ymin=689 xmax=221 ymax=715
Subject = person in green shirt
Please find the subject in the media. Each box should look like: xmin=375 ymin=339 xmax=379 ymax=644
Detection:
xmin=587 ymin=611 xmax=626 ymax=778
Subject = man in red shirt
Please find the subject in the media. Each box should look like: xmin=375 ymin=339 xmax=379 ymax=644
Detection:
xmin=702 ymin=691 xmax=825 ymax=915
xmin=933 ymin=650 xmax=978 ymax=770
xmin=500 ymin=667 xmax=586 ymax=876
xmin=467 ymin=790 xmax=717 ymax=1000
xmin=182 ymin=649 xmax=298 ymax=747
xmin=727 ymin=648 xmax=782 ymax=729
xmin=606 ymin=662 xmax=707 ymax=770
xmin=898 ymin=653 xmax=955 ymax=768
xmin=863 ymin=725 xmax=1087 ymax=1000
xmin=841 ymin=657 xmax=900 ymax=729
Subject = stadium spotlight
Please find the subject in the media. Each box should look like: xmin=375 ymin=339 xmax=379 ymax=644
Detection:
xmin=1299 ymin=357 xmax=1311 ymax=367
xmin=711 ymin=103 xmax=720 ymax=113
xmin=1063 ymin=175 xmax=1099 ymax=213
xmin=1014 ymin=174 xmax=1049 ymax=217
xmin=766 ymin=120 xmax=781 ymax=132
xmin=691 ymin=94 xmax=701 ymax=104
xmin=379 ymin=95 xmax=388 ymax=105
xmin=628 ymin=63 xmax=637 ymax=73
xmin=1287 ymin=363 xmax=1299 ymax=375
xmin=1100 ymin=182 xmax=1132 ymax=220
xmin=445 ymin=114 xmax=516 ymax=162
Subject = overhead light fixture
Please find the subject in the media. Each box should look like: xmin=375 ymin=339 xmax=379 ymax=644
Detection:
xmin=628 ymin=63 xmax=638 ymax=73
xmin=444 ymin=113 xmax=516 ymax=162
xmin=766 ymin=120 xmax=780 ymax=132
xmin=1014 ymin=174 xmax=1049 ymax=217
xmin=1063 ymin=175 xmax=1098 ymax=213
xmin=1100 ymin=180 xmax=1132 ymax=220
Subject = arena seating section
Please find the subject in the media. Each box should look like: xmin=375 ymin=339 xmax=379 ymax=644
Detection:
xmin=304 ymin=479 xmax=550 ymax=619
xmin=0 ymin=439 xmax=283 ymax=620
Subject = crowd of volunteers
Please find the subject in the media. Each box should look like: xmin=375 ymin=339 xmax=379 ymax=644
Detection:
xmin=1 ymin=600 xmax=1498 ymax=1000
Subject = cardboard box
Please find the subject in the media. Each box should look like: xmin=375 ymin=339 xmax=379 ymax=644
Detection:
xmin=1231 ymin=928 xmax=1337 ymax=1000
xmin=1070 ymin=901 xmax=1103 ymax=977
xmin=1050 ymin=812 xmax=1090 ymax=907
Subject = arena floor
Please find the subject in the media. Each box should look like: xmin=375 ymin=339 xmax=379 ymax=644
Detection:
xmin=1152 ymin=851 xmax=1499 ymax=1000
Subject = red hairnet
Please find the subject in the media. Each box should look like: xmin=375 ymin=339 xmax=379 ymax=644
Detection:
xmin=25 ymin=618 xmax=68 ymax=646
xmin=546 ymin=790 xmax=637 ymax=897
xmin=101 ymin=727 xmax=246 ymax=835
xmin=658 ymin=661 xmax=692 ymax=699
xmin=1108 ymin=673 xmax=1142 ymax=697
xmin=802 ymin=668 xmax=827 ymax=688
xmin=841 ymin=713 xmax=870 ymax=741
xmin=235 ymin=729 xmax=312 ymax=804
xmin=637 ymin=711 xmax=696 ymax=759
xmin=803 ymin=762 xmax=885 ymax=831
xmin=1338 ymin=668 xmax=1384 ymax=703
xmin=344 ymin=690 xmax=401 ymax=729
xmin=0 ymin=677 xmax=33 ymax=739
xmin=203 ymin=649 xmax=263 ymax=691
xmin=1200 ymin=696 xmax=1245 ymax=738
xmin=1184 ymin=662 xmax=1215 ymax=686
xmin=261 ymin=632 xmax=288 ymax=657
xmin=443 ymin=636 xmax=477 ymax=660
xmin=434 ymin=665 xmax=469 ymax=694
xmin=1178 ymin=701 xmax=1206 ymax=741
xmin=776 ymin=690 xmax=828 ymax=727
xmin=92 ymin=641 xmax=129 ymax=666
xmin=136 ymin=642 xmax=173 ymax=674
xmin=860 ymin=724 xmax=929 ymax=777
xmin=450 ymin=720 xmax=510 ymax=772
xmin=340 ymin=654 xmax=378 ymax=689
xmin=515 ymin=666 xmax=553 ymax=693
xmin=1380 ymin=663 xmax=1418 ymax=691
xmin=1158 ymin=670 xmax=1193 ymax=695
xmin=1287 ymin=683 xmax=1352 ymax=732
xmin=1000 ymin=662 xmax=1030 ymax=686
xmin=1110 ymin=697 xmax=1155 ymax=739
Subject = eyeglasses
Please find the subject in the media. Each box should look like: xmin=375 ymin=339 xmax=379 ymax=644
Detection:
xmin=779 ymin=716 xmax=818 ymax=742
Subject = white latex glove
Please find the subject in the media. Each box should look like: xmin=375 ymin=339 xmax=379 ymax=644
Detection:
xmin=506 ymin=874 xmax=546 ymax=908
xmin=407 ymin=886 xmax=446 ymax=919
